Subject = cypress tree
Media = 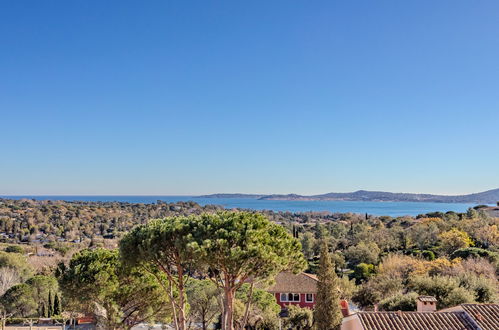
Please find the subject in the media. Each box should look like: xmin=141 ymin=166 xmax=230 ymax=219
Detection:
xmin=48 ymin=291 xmax=53 ymax=317
xmin=53 ymin=293 xmax=61 ymax=316
xmin=314 ymin=241 xmax=343 ymax=330
xmin=41 ymin=303 xmax=46 ymax=318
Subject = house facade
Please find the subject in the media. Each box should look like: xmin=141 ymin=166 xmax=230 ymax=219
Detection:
xmin=267 ymin=272 xmax=318 ymax=309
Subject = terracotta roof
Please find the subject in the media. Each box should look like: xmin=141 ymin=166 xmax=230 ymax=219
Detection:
xmin=461 ymin=304 xmax=499 ymax=330
xmin=356 ymin=311 xmax=479 ymax=330
xmin=418 ymin=296 xmax=438 ymax=302
xmin=267 ymin=272 xmax=318 ymax=294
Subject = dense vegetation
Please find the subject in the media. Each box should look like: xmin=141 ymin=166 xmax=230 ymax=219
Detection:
xmin=0 ymin=198 xmax=498 ymax=329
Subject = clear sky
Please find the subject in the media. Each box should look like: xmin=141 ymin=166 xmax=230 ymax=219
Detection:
xmin=1 ymin=1 xmax=498 ymax=196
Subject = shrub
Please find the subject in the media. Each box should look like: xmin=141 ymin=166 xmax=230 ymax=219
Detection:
xmin=442 ymin=287 xmax=475 ymax=307
xmin=352 ymin=263 xmax=375 ymax=284
xmin=344 ymin=242 xmax=381 ymax=266
xmin=379 ymin=292 xmax=418 ymax=311
xmin=408 ymin=275 xmax=476 ymax=309
xmin=451 ymin=248 xmax=499 ymax=264
xmin=4 ymin=246 xmax=23 ymax=254
xmin=457 ymin=273 xmax=498 ymax=303
xmin=352 ymin=276 xmax=404 ymax=308
xmin=285 ymin=305 xmax=313 ymax=330
xmin=422 ymin=250 xmax=436 ymax=261
xmin=438 ymin=229 xmax=474 ymax=256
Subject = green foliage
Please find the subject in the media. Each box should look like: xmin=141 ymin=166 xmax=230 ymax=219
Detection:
xmin=120 ymin=215 xmax=198 ymax=330
xmin=379 ymin=292 xmax=418 ymax=311
xmin=422 ymin=250 xmax=436 ymax=261
xmin=25 ymin=275 xmax=59 ymax=317
xmin=456 ymin=273 xmax=498 ymax=303
xmin=186 ymin=279 xmax=221 ymax=330
xmin=444 ymin=287 xmax=476 ymax=307
xmin=285 ymin=305 xmax=314 ymax=330
xmin=192 ymin=211 xmax=306 ymax=330
xmin=467 ymin=208 xmax=479 ymax=219
xmin=53 ymin=293 xmax=61 ymax=316
xmin=60 ymin=248 xmax=171 ymax=329
xmin=1 ymin=283 xmax=37 ymax=317
xmin=451 ymin=247 xmax=499 ymax=263
xmin=48 ymin=290 xmax=53 ymax=317
xmin=337 ymin=276 xmax=357 ymax=300
xmin=344 ymin=242 xmax=380 ymax=266
xmin=352 ymin=276 xmax=404 ymax=309
xmin=0 ymin=251 xmax=33 ymax=281
xmin=408 ymin=276 xmax=475 ymax=309
xmin=314 ymin=242 xmax=342 ymax=330
xmin=352 ymin=263 xmax=375 ymax=284
xmin=235 ymin=283 xmax=281 ymax=329
xmin=236 ymin=284 xmax=280 ymax=315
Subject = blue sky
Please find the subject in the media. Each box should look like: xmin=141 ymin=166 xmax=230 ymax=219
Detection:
xmin=1 ymin=1 xmax=498 ymax=195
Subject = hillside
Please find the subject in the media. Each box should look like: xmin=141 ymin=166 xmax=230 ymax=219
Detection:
xmin=201 ymin=188 xmax=499 ymax=204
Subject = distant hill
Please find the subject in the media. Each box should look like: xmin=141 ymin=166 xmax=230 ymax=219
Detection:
xmin=200 ymin=188 xmax=499 ymax=204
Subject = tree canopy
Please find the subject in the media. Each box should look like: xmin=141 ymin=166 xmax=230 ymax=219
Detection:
xmin=59 ymin=248 xmax=171 ymax=329
xmin=192 ymin=211 xmax=306 ymax=330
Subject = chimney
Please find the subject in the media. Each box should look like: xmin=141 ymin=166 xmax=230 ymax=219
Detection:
xmin=340 ymin=300 xmax=351 ymax=317
xmin=416 ymin=296 xmax=437 ymax=312
xmin=374 ymin=304 xmax=379 ymax=312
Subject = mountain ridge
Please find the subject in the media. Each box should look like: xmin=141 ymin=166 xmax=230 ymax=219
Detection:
xmin=199 ymin=188 xmax=499 ymax=204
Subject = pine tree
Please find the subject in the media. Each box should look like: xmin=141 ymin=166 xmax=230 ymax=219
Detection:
xmin=53 ymin=293 xmax=61 ymax=316
xmin=48 ymin=291 xmax=53 ymax=317
xmin=314 ymin=241 xmax=342 ymax=330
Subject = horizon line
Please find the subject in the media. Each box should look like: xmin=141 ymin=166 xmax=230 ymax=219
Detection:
xmin=1 ymin=187 xmax=498 ymax=198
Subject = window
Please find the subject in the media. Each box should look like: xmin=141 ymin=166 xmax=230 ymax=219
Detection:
xmin=306 ymin=294 xmax=314 ymax=303
xmin=280 ymin=293 xmax=301 ymax=302
xmin=284 ymin=293 xmax=300 ymax=302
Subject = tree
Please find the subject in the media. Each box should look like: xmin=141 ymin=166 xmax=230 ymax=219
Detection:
xmin=352 ymin=263 xmax=375 ymax=284
xmin=60 ymin=248 xmax=171 ymax=329
xmin=285 ymin=305 xmax=314 ymax=330
xmin=25 ymin=275 xmax=58 ymax=317
xmin=408 ymin=275 xmax=475 ymax=309
xmin=53 ymin=293 xmax=61 ymax=316
xmin=344 ymin=242 xmax=380 ymax=266
xmin=0 ymin=251 xmax=33 ymax=281
xmin=235 ymin=283 xmax=280 ymax=329
xmin=192 ymin=211 xmax=306 ymax=330
xmin=379 ymin=292 xmax=418 ymax=311
xmin=438 ymin=229 xmax=474 ymax=255
xmin=1 ymin=283 xmax=37 ymax=317
xmin=48 ymin=290 xmax=53 ymax=317
xmin=120 ymin=216 xmax=198 ymax=330
xmin=314 ymin=242 xmax=342 ymax=330
xmin=0 ymin=267 xmax=20 ymax=296
xmin=186 ymin=279 xmax=221 ymax=330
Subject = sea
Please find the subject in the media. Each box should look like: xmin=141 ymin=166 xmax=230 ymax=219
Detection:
xmin=0 ymin=195 xmax=479 ymax=217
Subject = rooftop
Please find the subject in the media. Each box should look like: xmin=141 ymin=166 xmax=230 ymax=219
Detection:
xmin=356 ymin=311 xmax=479 ymax=330
xmin=460 ymin=304 xmax=499 ymax=330
xmin=267 ymin=272 xmax=318 ymax=294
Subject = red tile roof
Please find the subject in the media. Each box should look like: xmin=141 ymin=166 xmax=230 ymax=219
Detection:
xmin=356 ymin=311 xmax=479 ymax=330
xmin=461 ymin=304 xmax=499 ymax=330
xmin=267 ymin=272 xmax=318 ymax=294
